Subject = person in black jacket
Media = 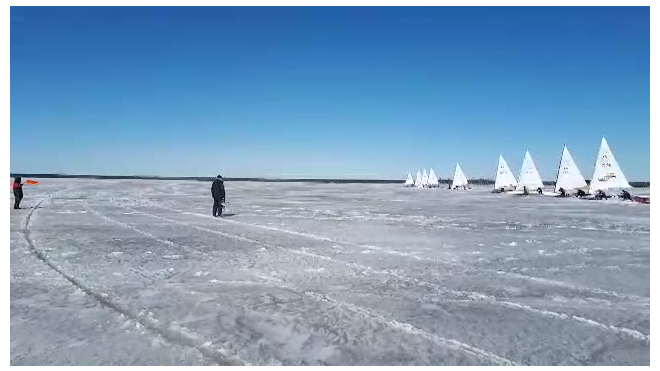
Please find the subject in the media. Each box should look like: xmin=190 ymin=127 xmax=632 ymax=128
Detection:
xmin=619 ymin=189 xmax=633 ymax=201
xmin=594 ymin=189 xmax=610 ymax=200
xmin=211 ymin=175 xmax=226 ymax=217
xmin=12 ymin=177 xmax=24 ymax=210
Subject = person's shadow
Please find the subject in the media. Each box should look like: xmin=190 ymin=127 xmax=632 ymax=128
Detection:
xmin=17 ymin=206 xmax=40 ymax=210
xmin=222 ymin=213 xmax=236 ymax=217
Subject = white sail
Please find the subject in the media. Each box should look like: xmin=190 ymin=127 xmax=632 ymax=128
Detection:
xmin=415 ymin=170 xmax=423 ymax=188
xmin=589 ymin=137 xmax=631 ymax=193
xmin=451 ymin=163 xmax=469 ymax=188
xmin=428 ymin=168 xmax=439 ymax=187
xmin=404 ymin=172 xmax=414 ymax=187
xmin=516 ymin=150 xmax=544 ymax=191
xmin=494 ymin=155 xmax=518 ymax=190
xmin=554 ymin=145 xmax=587 ymax=193
xmin=421 ymin=169 xmax=429 ymax=187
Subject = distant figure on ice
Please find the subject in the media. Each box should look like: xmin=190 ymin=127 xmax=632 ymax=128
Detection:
xmin=619 ymin=189 xmax=633 ymax=201
xmin=211 ymin=175 xmax=226 ymax=217
xmin=537 ymin=187 xmax=543 ymax=195
xmin=558 ymin=187 xmax=567 ymax=197
xmin=576 ymin=189 xmax=587 ymax=198
xmin=594 ymin=189 xmax=610 ymax=200
xmin=12 ymin=177 xmax=23 ymax=210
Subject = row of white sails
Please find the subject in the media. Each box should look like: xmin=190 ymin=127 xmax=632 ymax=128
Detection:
xmin=495 ymin=137 xmax=630 ymax=194
xmin=405 ymin=168 xmax=440 ymax=188
xmin=405 ymin=137 xmax=630 ymax=195
xmin=404 ymin=164 xmax=470 ymax=189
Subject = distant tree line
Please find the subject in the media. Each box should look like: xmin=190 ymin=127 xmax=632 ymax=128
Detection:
xmin=8 ymin=173 xmax=650 ymax=188
xmin=8 ymin=173 xmax=399 ymax=184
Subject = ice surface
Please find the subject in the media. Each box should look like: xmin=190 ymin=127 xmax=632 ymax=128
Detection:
xmin=10 ymin=179 xmax=650 ymax=365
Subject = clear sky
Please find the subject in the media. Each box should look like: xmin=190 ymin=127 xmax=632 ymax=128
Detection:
xmin=11 ymin=6 xmax=649 ymax=180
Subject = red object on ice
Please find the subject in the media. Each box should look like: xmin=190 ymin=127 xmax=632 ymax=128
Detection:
xmin=634 ymin=196 xmax=650 ymax=204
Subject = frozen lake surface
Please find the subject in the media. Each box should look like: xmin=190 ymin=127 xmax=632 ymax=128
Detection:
xmin=10 ymin=179 xmax=650 ymax=365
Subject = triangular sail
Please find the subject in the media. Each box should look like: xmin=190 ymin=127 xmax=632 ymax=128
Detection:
xmin=554 ymin=146 xmax=587 ymax=193
xmin=589 ymin=137 xmax=631 ymax=193
xmin=415 ymin=170 xmax=423 ymax=188
xmin=421 ymin=169 xmax=429 ymax=187
xmin=451 ymin=163 xmax=469 ymax=188
xmin=516 ymin=150 xmax=544 ymax=190
xmin=428 ymin=168 xmax=439 ymax=187
xmin=494 ymin=155 xmax=518 ymax=190
xmin=404 ymin=172 xmax=414 ymax=187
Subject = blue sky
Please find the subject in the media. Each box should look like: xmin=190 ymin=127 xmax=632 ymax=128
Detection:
xmin=11 ymin=7 xmax=649 ymax=180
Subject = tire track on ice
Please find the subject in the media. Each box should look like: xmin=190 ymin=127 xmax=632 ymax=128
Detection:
xmin=253 ymin=274 xmax=518 ymax=366
xmin=21 ymin=194 xmax=245 ymax=366
xmin=287 ymin=250 xmax=650 ymax=343
xmin=84 ymin=200 xmax=259 ymax=269
xmin=104 ymin=200 xmax=516 ymax=364
xmin=494 ymin=271 xmax=648 ymax=304
xmin=129 ymin=199 xmax=429 ymax=261
xmin=111 ymin=200 xmax=650 ymax=343
xmin=130 ymin=198 xmax=648 ymax=306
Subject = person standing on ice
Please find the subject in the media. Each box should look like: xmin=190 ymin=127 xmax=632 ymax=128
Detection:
xmin=211 ymin=175 xmax=226 ymax=217
xmin=12 ymin=177 xmax=24 ymax=210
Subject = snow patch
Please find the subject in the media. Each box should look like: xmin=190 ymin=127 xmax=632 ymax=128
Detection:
xmin=304 ymin=267 xmax=326 ymax=273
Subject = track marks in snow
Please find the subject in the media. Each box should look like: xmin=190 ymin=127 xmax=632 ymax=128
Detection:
xmin=84 ymin=201 xmax=179 ymax=248
xmin=23 ymin=195 xmax=245 ymax=366
xmin=454 ymin=293 xmax=649 ymax=342
xmin=83 ymin=201 xmax=244 ymax=268
xmin=494 ymin=271 xmax=648 ymax=304
xmin=291 ymin=249 xmax=650 ymax=342
xmin=134 ymin=200 xmax=648 ymax=305
xmin=133 ymin=200 xmax=436 ymax=263
xmin=94 ymin=200 xmax=515 ymax=365
xmin=253 ymin=274 xmax=518 ymax=366
xmin=234 ymin=209 xmax=645 ymax=306
xmin=126 ymin=198 xmax=648 ymax=304
xmin=109 ymin=199 xmax=650 ymax=343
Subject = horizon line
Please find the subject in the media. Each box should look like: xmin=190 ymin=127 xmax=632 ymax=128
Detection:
xmin=8 ymin=172 xmax=651 ymax=186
